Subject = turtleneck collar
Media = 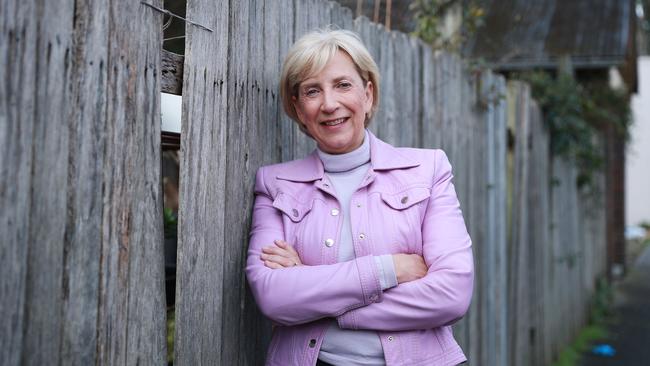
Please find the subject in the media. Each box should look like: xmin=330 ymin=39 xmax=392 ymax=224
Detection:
xmin=317 ymin=130 xmax=371 ymax=173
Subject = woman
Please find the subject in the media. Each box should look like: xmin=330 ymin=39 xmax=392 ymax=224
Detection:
xmin=246 ymin=29 xmax=474 ymax=366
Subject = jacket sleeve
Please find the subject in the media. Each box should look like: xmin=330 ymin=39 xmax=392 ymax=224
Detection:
xmin=336 ymin=150 xmax=474 ymax=332
xmin=245 ymin=167 xmax=384 ymax=326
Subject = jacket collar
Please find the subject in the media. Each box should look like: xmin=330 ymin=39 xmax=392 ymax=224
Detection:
xmin=275 ymin=130 xmax=420 ymax=182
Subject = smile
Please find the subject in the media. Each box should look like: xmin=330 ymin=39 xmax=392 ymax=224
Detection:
xmin=321 ymin=117 xmax=348 ymax=126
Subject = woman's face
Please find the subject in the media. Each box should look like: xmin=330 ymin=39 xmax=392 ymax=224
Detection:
xmin=293 ymin=51 xmax=374 ymax=154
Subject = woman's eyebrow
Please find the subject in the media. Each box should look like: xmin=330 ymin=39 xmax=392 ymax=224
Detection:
xmin=300 ymin=81 xmax=320 ymax=89
xmin=332 ymin=75 xmax=354 ymax=82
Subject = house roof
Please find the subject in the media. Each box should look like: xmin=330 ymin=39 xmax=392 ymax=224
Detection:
xmin=465 ymin=0 xmax=635 ymax=70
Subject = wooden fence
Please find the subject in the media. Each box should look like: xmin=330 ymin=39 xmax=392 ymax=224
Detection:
xmin=0 ymin=0 xmax=607 ymax=365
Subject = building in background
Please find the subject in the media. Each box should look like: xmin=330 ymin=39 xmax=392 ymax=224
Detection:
xmin=463 ymin=0 xmax=638 ymax=277
xmin=628 ymin=57 xmax=650 ymax=227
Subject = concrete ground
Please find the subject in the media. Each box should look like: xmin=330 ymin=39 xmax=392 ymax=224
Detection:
xmin=580 ymin=245 xmax=650 ymax=366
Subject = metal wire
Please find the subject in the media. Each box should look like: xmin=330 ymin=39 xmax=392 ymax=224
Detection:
xmin=140 ymin=1 xmax=213 ymax=33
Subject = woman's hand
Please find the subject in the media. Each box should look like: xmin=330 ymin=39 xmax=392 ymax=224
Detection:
xmin=261 ymin=240 xmax=303 ymax=269
xmin=392 ymin=254 xmax=428 ymax=284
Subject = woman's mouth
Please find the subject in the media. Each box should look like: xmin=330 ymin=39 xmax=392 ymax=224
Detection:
xmin=321 ymin=117 xmax=348 ymax=126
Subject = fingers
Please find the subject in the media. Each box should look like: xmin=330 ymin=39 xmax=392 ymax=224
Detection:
xmin=260 ymin=240 xmax=302 ymax=269
xmin=273 ymin=240 xmax=300 ymax=256
xmin=264 ymin=260 xmax=284 ymax=269
xmin=261 ymin=240 xmax=303 ymax=268
xmin=261 ymin=253 xmax=298 ymax=267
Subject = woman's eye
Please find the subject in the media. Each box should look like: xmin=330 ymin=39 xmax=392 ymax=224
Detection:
xmin=338 ymin=82 xmax=352 ymax=89
xmin=304 ymin=89 xmax=319 ymax=97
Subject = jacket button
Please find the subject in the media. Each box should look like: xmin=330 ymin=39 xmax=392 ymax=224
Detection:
xmin=401 ymin=196 xmax=408 ymax=204
xmin=356 ymin=203 xmax=362 ymax=208
xmin=325 ymin=239 xmax=334 ymax=247
xmin=358 ymin=233 xmax=365 ymax=240
xmin=323 ymin=183 xmax=329 ymax=188
xmin=330 ymin=208 xmax=339 ymax=216
xmin=387 ymin=336 xmax=394 ymax=342
xmin=292 ymin=209 xmax=299 ymax=217
xmin=309 ymin=339 xmax=317 ymax=348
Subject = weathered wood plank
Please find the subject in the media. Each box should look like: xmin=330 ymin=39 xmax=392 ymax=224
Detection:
xmin=175 ymin=0 xmax=229 ymax=364
xmin=60 ymin=0 xmax=108 ymax=363
xmin=330 ymin=0 xmax=354 ymax=30
xmin=420 ymin=42 xmax=440 ymax=149
xmin=1 ymin=0 xmax=168 ymax=364
xmin=220 ymin=1 xmax=253 ymax=363
xmin=222 ymin=0 xmax=269 ymax=364
xmin=490 ymin=74 xmax=509 ymax=366
xmin=236 ymin=1 xmax=285 ymax=364
xmin=374 ymin=29 xmax=394 ymax=140
xmin=507 ymin=81 xmax=532 ymax=366
xmin=96 ymin=0 xmax=167 ymax=364
xmin=1 ymin=1 xmax=41 ymax=364
xmin=162 ymin=50 xmax=184 ymax=95
xmin=20 ymin=0 xmax=74 ymax=364
xmin=526 ymin=99 xmax=548 ymax=366
xmin=493 ymin=75 xmax=509 ymax=366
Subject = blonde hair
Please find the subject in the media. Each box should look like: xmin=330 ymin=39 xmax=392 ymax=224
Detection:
xmin=280 ymin=28 xmax=380 ymax=133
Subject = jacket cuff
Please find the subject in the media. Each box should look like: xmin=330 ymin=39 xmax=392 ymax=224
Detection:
xmin=374 ymin=255 xmax=398 ymax=290
xmin=356 ymin=255 xmax=383 ymax=306
xmin=337 ymin=306 xmax=357 ymax=329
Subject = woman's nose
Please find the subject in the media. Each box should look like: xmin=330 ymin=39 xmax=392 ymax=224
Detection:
xmin=320 ymin=89 xmax=338 ymax=113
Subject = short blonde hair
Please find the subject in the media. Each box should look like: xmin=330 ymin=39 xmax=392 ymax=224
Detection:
xmin=280 ymin=28 xmax=380 ymax=133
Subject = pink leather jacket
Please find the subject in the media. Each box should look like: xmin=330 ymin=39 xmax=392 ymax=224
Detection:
xmin=246 ymin=132 xmax=474 ymax=366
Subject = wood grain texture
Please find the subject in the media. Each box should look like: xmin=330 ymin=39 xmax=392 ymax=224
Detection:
xmin=61 ymin=0 xmax=109 ymax=362
xmin=162 ymin=50 xmax=184 ymax=95
xmin=507 ymin=81 xmax=532 ymax=366
xmin=21 ymin=0 xmax=73 ymax=364
xmin=1 ymin=1 xmax=44 ymax=364
xmin=2 ymin=0 xmax=610 ymax=364
xmin=175 ymin=0 xmax=229 ymax=364
xmin=97 ymin=0 xmax=167 ymax=364
xmin=1 ymin=0 xmax=166 ymax=364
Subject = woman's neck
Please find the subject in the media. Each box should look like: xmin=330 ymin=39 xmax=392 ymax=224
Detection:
xmin=317 ymin=131 xmax=370 ymax=173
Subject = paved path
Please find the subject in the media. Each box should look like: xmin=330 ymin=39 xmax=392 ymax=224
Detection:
xmin=580 ymin=246 xmax=650 ymax=366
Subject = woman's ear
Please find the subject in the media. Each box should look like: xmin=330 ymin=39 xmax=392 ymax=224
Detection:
xmin=364 ymin=81 xmax=374 ymax=114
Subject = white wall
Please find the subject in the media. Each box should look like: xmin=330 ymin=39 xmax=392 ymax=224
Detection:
xmin=161 ymin=93 xmax=182 ymax=133
xmin=627 ymin=56 xmax=650 ymax=226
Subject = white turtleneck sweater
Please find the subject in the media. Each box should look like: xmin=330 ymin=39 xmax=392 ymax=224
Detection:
xmin=317 ymin=130 xmax=398 ymax=366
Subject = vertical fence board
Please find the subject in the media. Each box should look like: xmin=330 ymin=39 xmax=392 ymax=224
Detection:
xmin=526 ymin=100 xmax=548 ymax=366
xmin=277 ymin=0 xmax=297 ymax=162
xmin=490 ymin=75 xmax=509 ymax=366
xmin=21 ymin=0 xmax=73 ymax=364
xmin=1 ymin=0 xmax=613 ymax=364
xmin=507 ymin=81 xmax=532 ymax=366
xmin=61 ymin=1 xmax=108 ymax=364
xmin=330 ymin=0 xmax=354 ymax=30
xmin=176 ymin=0 xmax=229 ymax=364
xmin=374 ymin=28 xmax=394 ymax=139
xmin=420 ymin=44 xmax=439 ymax=149
xmin=0 ymin=1 xmax=37 ymax=362
xmin=221 ymin=0 xmax=254 ymax=363
xmin=97 ymin=1 xmax=167 ymax=364
xmin=2 ymin=0 xmax=165 ymax=364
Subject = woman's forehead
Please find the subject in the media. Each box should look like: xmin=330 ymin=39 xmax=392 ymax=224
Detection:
xmin=299 ymin=51 xmax=361 ymax=84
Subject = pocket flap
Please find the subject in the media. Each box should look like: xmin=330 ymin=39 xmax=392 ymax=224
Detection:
xmin=381 ymin=187 xmax=431 ymax=210
xmin=272 ymin=193 xmax=314 ymax=222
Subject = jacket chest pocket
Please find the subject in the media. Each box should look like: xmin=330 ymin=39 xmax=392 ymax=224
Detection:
xmin=272 ymin=192 xmax=313 ymax=223
xmin=272 ymin=192 xmax=322 ymax=264
xmin=376 ymin=186 xmax=431 ymax=254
